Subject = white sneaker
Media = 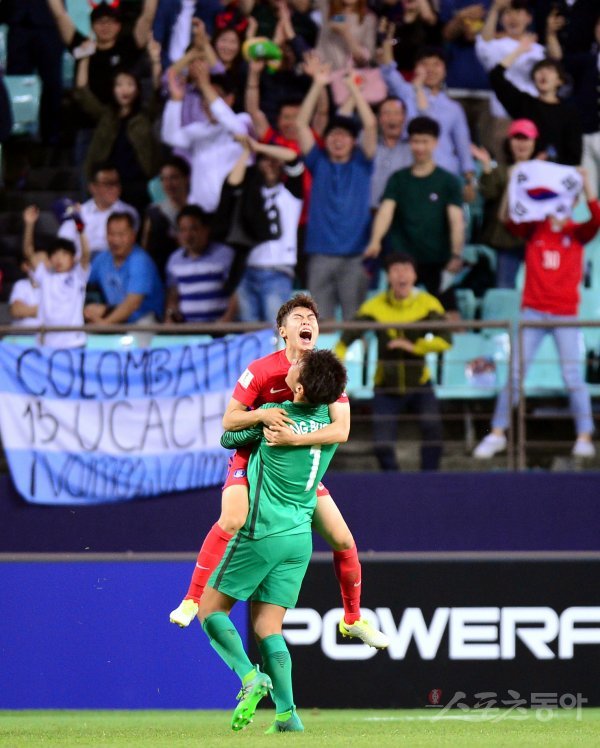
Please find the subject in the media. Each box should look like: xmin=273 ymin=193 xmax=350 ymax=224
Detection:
xmin=473 ymin=433 xmax=507 ymax=459
xmin=339 ymin=617 xmax=390 ymax=649
xmin=572 ymin=439 xmax=595 ymax=458
xmin=169 ymin=598 xmax=199 ymax=627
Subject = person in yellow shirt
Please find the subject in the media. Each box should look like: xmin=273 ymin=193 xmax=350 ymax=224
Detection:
xmin=336 ymin=252 xmax=451 ymax=470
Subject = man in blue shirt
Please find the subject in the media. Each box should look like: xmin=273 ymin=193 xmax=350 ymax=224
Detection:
xmin=84 ymin=212 xmax=164 ymax=324
xmin=296 ymin=57 xmax=377 ymax=320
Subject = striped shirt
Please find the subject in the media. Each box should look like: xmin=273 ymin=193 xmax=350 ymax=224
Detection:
xmin=165 ymin=243 xmax=234 ymax=322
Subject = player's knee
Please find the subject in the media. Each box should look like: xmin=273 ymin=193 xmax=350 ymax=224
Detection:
xmin=328 ymin=531 xmax=355 ymax=552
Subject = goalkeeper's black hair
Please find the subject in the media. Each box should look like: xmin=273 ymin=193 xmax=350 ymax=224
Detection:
xmin=298 ymin=349 xmax=347 ymax=406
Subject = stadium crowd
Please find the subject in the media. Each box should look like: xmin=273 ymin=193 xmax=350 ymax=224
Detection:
xmin=1 ymin=0 xmax=600 ymax=463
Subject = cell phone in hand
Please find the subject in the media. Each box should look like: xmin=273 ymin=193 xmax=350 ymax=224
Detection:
xmin=332 ymin=14 xmax=345 ymax=22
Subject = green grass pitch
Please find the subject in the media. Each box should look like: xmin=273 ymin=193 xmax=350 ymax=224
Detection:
xmin=1 ymin=709 xmax=599 ymax=747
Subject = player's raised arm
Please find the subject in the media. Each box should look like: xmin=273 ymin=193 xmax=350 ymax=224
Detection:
xmin=222 ymin=397 xmax=294 ymax=432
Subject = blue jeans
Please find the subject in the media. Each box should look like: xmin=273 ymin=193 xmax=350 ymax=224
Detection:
xmin=372 ymin=385 xmax=443 ymax=471
xmin=492 ymin=307 xmax=594 ymax=435
xmin=237 ymin=267 xmax=294 ymax=323
xmin=495 ymin=247 xmax=524 ymax=289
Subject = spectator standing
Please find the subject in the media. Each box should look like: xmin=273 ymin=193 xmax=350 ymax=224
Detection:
xmin=439 ymin=0 xmax=493 ymax=142
xmin=375 ymin=0 xmax=442 ymax=78
xmin=164 ymin=205 xmax=235 ymax=323
xmin=337 ymin=252 xmax=451 ymax=470
xmin=161 ymin=59 xmax=253 ymax=212
xmin=471 ymin=118 xmax=540 ymax=288
xmin=22 ymin=205 xmax=90 ymax=348
xmin=489 ymin=39 xmax=583 ymax=165
xmin=475 ymin=0 xmax=545 ymax=161
xmin=153 ymin=0 xmax=226 ymax=69
xmin=73 ymin=48 xmax=163 ymax=214
xmin=547 ymin=11 xmax=600 ymax=196
xmin=365 ymin=116 xmax=465 ymax=310
xmin=47 ymin=1 xmax=156 ymax=167
xmin=57 ymin=164 xmax=139 ymax=259
xmin=380 ymin=42 xmax=476 ymax=196
xmin=84 ymin=212 xmax=164 ymax=325
xmin=4 ymin=0 xmax=64 ymax=145
xmin=473 ymin=168 xmax=600 ymax=460
xmin=316 ymin=0 xmax=377 ymax=71
xmin=370 ymin=96 xmax=412 ymax=209
xmin=296 ymin=60 xmax=377 ymax=320
xmin=219 ymin=136 xmax=303 ymax=322
xmin=142 ymin=156 xmax=191 ymax=280
xmin=533 ymin=0 xmax=597 ymax=56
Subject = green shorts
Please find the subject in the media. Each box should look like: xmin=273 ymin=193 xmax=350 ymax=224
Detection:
xmin=209 ymin=532 xmax=312 ymax=609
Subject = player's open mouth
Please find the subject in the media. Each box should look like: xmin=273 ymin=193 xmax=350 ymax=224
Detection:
xmin=299 ymin=330 xmax=312 ymax=341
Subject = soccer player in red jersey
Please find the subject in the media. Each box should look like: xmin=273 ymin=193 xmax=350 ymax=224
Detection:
xmin=170 ymin=293 xmax=389 ymax=649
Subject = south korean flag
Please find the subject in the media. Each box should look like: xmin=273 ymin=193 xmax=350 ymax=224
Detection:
xmin=508 ymin=160 xmax=582 ymax=224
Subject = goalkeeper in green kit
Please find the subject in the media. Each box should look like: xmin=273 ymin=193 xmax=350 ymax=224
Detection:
xmin=197 ymin=348 xmax=348 ymax=734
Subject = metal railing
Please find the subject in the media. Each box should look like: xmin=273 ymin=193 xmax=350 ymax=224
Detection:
xmin=2 ymin=317 xmax=598 ymax=470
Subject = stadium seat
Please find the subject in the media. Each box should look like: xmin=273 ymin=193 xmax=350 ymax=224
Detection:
xmin=0 ymin=25 xmax=7 ymax=71
xmin=150 ymin=334 xmax=213 ymax=348
xmin=66 ymin=0 xmax=92 ymax=36
xmin=455 ymin=288 xmax=477 ymax=320
xmin=2 ymin=334 xmax=36 ymax=346
xmin=4 ymin=75 xmax=42 ymax=137
xmin=86 ymin=334 xmax=139 ymax=350
xmin=316 ymin=332 xmax=340 ymax=351
xmin=434 ymin=332 xmax=499 ymax=400
xmin=147 ymin=175 xmax=166 ymax=204
xmin=480 ymin=288 xmax=521 ymax=335
xmin=345 ymin=333 xmax=376 ymax=399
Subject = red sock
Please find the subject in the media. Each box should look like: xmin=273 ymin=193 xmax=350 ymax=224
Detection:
xmin=333 ymin=547 xmax=362 ymax=625
xmin=185 ymin=523 xmax=234 ymax=603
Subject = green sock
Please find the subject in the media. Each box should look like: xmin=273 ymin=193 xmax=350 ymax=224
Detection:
xmin=202 ymin=612 xmax=254 ymax=682
xmin=259 ymin=634 xmax=294 ymax=714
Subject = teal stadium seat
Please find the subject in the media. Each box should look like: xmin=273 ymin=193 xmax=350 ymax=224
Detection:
xmin=344 ymin=333 xmax=376 ymax=399
xmin=147 ymin=175 xmax=166 ymax=204
xmin=0 ymin=25 xmax=7 ymax=70
xmin=480 ymin=288 xmax=521 ymax=334
xmin=150 ymin=334 xmax=213 ymax=348
xmin=4 ymin=75 xmax=42 ymax=137
xmin=434 ymin=332 xmax=500 ymax=400
xmin=86 ymin=334 xmax=139 ymax=350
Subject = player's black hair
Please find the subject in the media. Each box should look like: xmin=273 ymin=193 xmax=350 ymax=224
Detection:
xmin=161 ymin=155 xmax=192 ymax=179
xmin=276 ymin=293 xmax=319 ymax=329
xmin=407 ymin=116 xmax=440 ymax=139
xmin=107 ymin=211 xmax=136 ymax=231
xmin=384 ymin=251 xmax=417 ymax=272
xmin=48 ymin=238 xmax=77 ymax=257
xmin=298 ymin=349 xmax=347 ymax=406
xmin=177 ymin=204 xmax=211 ymax=226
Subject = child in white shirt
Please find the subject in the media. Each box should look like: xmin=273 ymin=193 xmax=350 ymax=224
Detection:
xmin=22 ymin=205 xmax=91 ymax=348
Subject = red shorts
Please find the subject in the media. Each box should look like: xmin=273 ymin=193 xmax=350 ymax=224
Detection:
xmin=222 ymin=450 xmax=330 ymax=497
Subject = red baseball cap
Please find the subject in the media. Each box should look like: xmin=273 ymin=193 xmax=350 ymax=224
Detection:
xmin=507 ymin=119 xmax=539 ymax=139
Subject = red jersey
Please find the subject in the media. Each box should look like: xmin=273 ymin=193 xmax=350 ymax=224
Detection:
xmin=232 ymin=349 xmax=349 ymax=408
xmin=507 ymin=200 xmax=600 ymax=316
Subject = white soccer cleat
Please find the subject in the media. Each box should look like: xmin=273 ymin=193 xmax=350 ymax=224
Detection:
xmin=473 ymin=433 xmax=507 ymax=459
xmin=169 ymin=598 xmax=199 ymax=627
xmin=572 ymin=438 xmax=595 ymax=458
xmin=339 ymin=617 xmax=389 ymax=649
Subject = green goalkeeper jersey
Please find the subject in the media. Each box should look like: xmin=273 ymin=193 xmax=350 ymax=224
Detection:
xmin=220 ymin=401 xmax=338 ymax=540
